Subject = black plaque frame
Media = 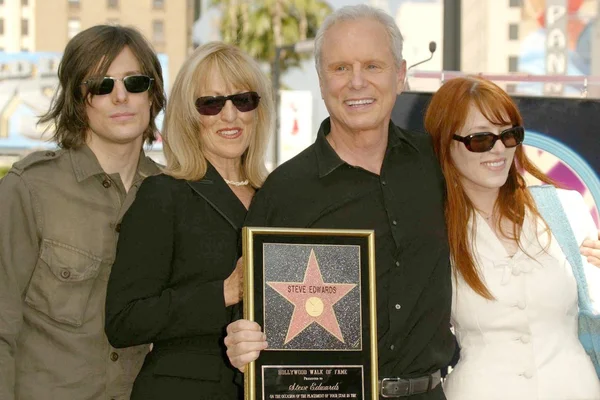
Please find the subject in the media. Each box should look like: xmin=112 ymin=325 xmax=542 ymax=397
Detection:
xmin=243 ymin=227 xmax=378 ymax=400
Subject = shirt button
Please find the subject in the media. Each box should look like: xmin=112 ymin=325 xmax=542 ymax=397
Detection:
xmin=520 ymin=335 xmax=531 ymax=344
xmin=395 ymin=304 xmax=401 ymax=310
xmin=381 ymin=180 xmax=387 ymax=185
xmin=392 ymin=220 xmax=397 ymax=226
xmin=395 ymin=261 xmax=400 ymax=267
xmin=516 ymin=301 xmax=526 ymax=310
xmin=110 ymin=352 xmax=119 ymax=362
xmin=60 ymin=269 xmax=71 ymax=279
xmin=390 ymin=344 xmax=395 ymax=350
xmin=523 ymin=370 xmax=533 ymax=379
xmin=102 ymin=178 xmax=112 ymax=188
xmin=512 ymin=268 xmax=520 ymax=276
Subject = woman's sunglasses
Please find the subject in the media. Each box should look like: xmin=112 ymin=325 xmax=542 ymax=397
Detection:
xmin=452 ymin=126 xmax=525 ymax=153
xmin=195 ymin=91 xmax=260 ymax=116
xmin=83 ymin=75 xmax=154 ymax=95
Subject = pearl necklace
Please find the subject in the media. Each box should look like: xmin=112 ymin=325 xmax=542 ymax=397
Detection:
xmin=224 ymin=178 xmax=249 ymax=186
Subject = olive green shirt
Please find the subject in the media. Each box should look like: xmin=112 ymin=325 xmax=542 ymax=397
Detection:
xmin=0 ymin=145 xmax=160 ymax=400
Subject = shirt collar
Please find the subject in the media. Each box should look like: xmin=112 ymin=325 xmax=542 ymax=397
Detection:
xmin=136 ymin=151 xmax=161 ymax=179
xmin=70 ymin=144 xmax=159 ymax=183
xmin=315 ymin=117 xmax=420 ymax=178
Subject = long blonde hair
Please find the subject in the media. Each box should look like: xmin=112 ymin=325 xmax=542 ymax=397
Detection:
xmin=162 ymin=42 xmax=274 ymax=188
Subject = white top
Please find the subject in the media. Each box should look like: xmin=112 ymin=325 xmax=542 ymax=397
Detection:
xmin=444 ymin=189 xmax=600 ymax=400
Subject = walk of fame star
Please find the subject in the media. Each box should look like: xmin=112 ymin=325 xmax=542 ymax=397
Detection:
xmin=266 ymin=249 xmax=357 ymax=344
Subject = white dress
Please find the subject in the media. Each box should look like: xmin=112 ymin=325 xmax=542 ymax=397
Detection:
xmin=444 ymin=189 xmax=600 ymax=400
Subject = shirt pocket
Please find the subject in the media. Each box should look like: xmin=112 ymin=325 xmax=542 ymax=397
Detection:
xmin=25 ymin=239 xmax=103 ymax=327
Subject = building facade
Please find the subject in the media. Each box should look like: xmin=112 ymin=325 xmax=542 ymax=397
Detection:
xmin=0 ymin=0 xmax=196 ymax=88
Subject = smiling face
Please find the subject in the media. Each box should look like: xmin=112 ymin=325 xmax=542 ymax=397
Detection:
xmin=450 ymin=104 xmax=518 ymax=196
xmin=197 ymin=68 xmax=256 ymax=164
xmin=85 ymin=46 xmax=152 ymax=147
xmin=318 ymin=17 xmax=406 ymax=135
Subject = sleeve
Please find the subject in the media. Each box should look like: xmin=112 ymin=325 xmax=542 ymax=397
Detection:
xmin=0 ymin=173 xmax=40 ymax=400
xmin=105 ymin=177 xmax=231 ymax=348
xmin=558 ymin=189 xmax=600 ymax=314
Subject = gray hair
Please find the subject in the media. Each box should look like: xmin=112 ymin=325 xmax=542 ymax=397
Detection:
xmin=314 ymin=4 xmax=404 ymax=76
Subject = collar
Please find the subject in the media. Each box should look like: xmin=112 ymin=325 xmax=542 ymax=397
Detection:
xmin=185 ymin=162 xmax=248 ymax=230
xmin=136 ymin=150 xmax=161 ymax=179
xmin=70 ymin=144 xmax=159 ymax=183
xmin=315 ymin=117 xmax=420 ymax=178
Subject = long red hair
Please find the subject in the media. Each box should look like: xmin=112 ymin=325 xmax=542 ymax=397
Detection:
xmin=424 ymin=76 xmax=553 ymax=299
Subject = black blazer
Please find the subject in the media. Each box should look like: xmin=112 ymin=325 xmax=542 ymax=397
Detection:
xmin=105 ymin=166 xmax=247 ymax=400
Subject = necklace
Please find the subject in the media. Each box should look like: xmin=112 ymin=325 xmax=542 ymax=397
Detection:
xmin=224 ymin=178 xmax=249 ymax=186
xmin=479 ymin=210 xmax=493 ymax=220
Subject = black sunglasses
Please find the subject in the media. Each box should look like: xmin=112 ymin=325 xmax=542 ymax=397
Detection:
xmin=452 ymin=126 xmax=525 ymax=153
xmin=195 ymin=92 xmax=260 ymax=116
xmin=83 ymin=75 xmax=154 ymax=95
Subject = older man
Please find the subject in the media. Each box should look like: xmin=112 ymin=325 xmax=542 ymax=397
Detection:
xmin=225 ymin=5 xmax=453 ymax=399
xmin=0 ymin=25 xmax=165 ymax=400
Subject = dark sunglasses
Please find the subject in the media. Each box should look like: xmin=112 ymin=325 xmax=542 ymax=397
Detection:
xmin=452 ymin=126 xmax=525 ymax=153
xmin=195 ymin=91 xmax=260 ymax=116
xmin=83 ymin=75 xmax=154 ymax=95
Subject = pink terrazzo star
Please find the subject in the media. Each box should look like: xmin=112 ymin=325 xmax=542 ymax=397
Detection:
xmin=267 ymin=249 xmax=357 ymax=344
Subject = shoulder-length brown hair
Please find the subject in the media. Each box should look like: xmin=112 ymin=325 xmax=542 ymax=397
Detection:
xmin=39 ymin=25 xmax=166 ymax=149
xmin=424 ymin=76 xmax=553 ymax=299
xmin=161 ymin=42 xmax=274 ymax=188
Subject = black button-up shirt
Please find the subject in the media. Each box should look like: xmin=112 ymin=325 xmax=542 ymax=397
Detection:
xmin=245 ymin=118 xmax=454 ymax=391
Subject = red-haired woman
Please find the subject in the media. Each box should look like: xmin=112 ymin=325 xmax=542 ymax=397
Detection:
xmin=425 ymin=75 xmax=600 ymax=400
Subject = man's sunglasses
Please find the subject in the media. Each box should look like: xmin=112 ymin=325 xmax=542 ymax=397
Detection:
xmin=195 ymin=91 xmax=260 ymax=116
xmin=83 ymin=75 xmax=154 ymax=95
xmin=452 ymin=126 xmax=525 ymax=153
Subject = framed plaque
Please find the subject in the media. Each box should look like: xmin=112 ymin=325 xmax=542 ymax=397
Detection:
xmin=243 ymin=227 xmax=378 ymax=400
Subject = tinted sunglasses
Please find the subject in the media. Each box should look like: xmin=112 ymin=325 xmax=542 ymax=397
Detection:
xmin=452 ymin=126 xmax=524 ymax=153
xmin=84 ymin=75 xmax=154 ymax=95
xmin=195 ymin=91 xmax=260 ymax=116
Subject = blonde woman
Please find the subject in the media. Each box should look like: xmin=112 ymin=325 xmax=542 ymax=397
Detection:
xmin=104 ymin=42 xmax=274 ymax=400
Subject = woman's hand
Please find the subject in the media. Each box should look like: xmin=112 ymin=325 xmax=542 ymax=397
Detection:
xmin=224 ymin=258 xmax=244 ymax=306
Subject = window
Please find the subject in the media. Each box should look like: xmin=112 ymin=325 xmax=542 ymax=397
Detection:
xmin=107 ymin=0 xmax=118 ymax=9
xmin=67 ymin=18 xmax=81 ymax=39
xmin=508 ymin=56 xmax=519 ymax=72
xmin=21 ymin=19 xmax=28 ymax=36
xmin=508 ymin=23 xmax=519 ymax=41
xmin=153 ymin=0 xmax=164 ymax=9
xmin=152 ymin=20 xmax=164 ymax=43
xmin=0 ymin=19 xmax=4 ymax=35
xmin=509 ymin=0 xmax=521 ymax=7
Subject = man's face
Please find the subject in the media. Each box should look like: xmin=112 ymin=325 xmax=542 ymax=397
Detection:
xmin=85 ymin=46 xmax=152 ymax=148
xmin=318 ymin=18 xmax=406 ymax=135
